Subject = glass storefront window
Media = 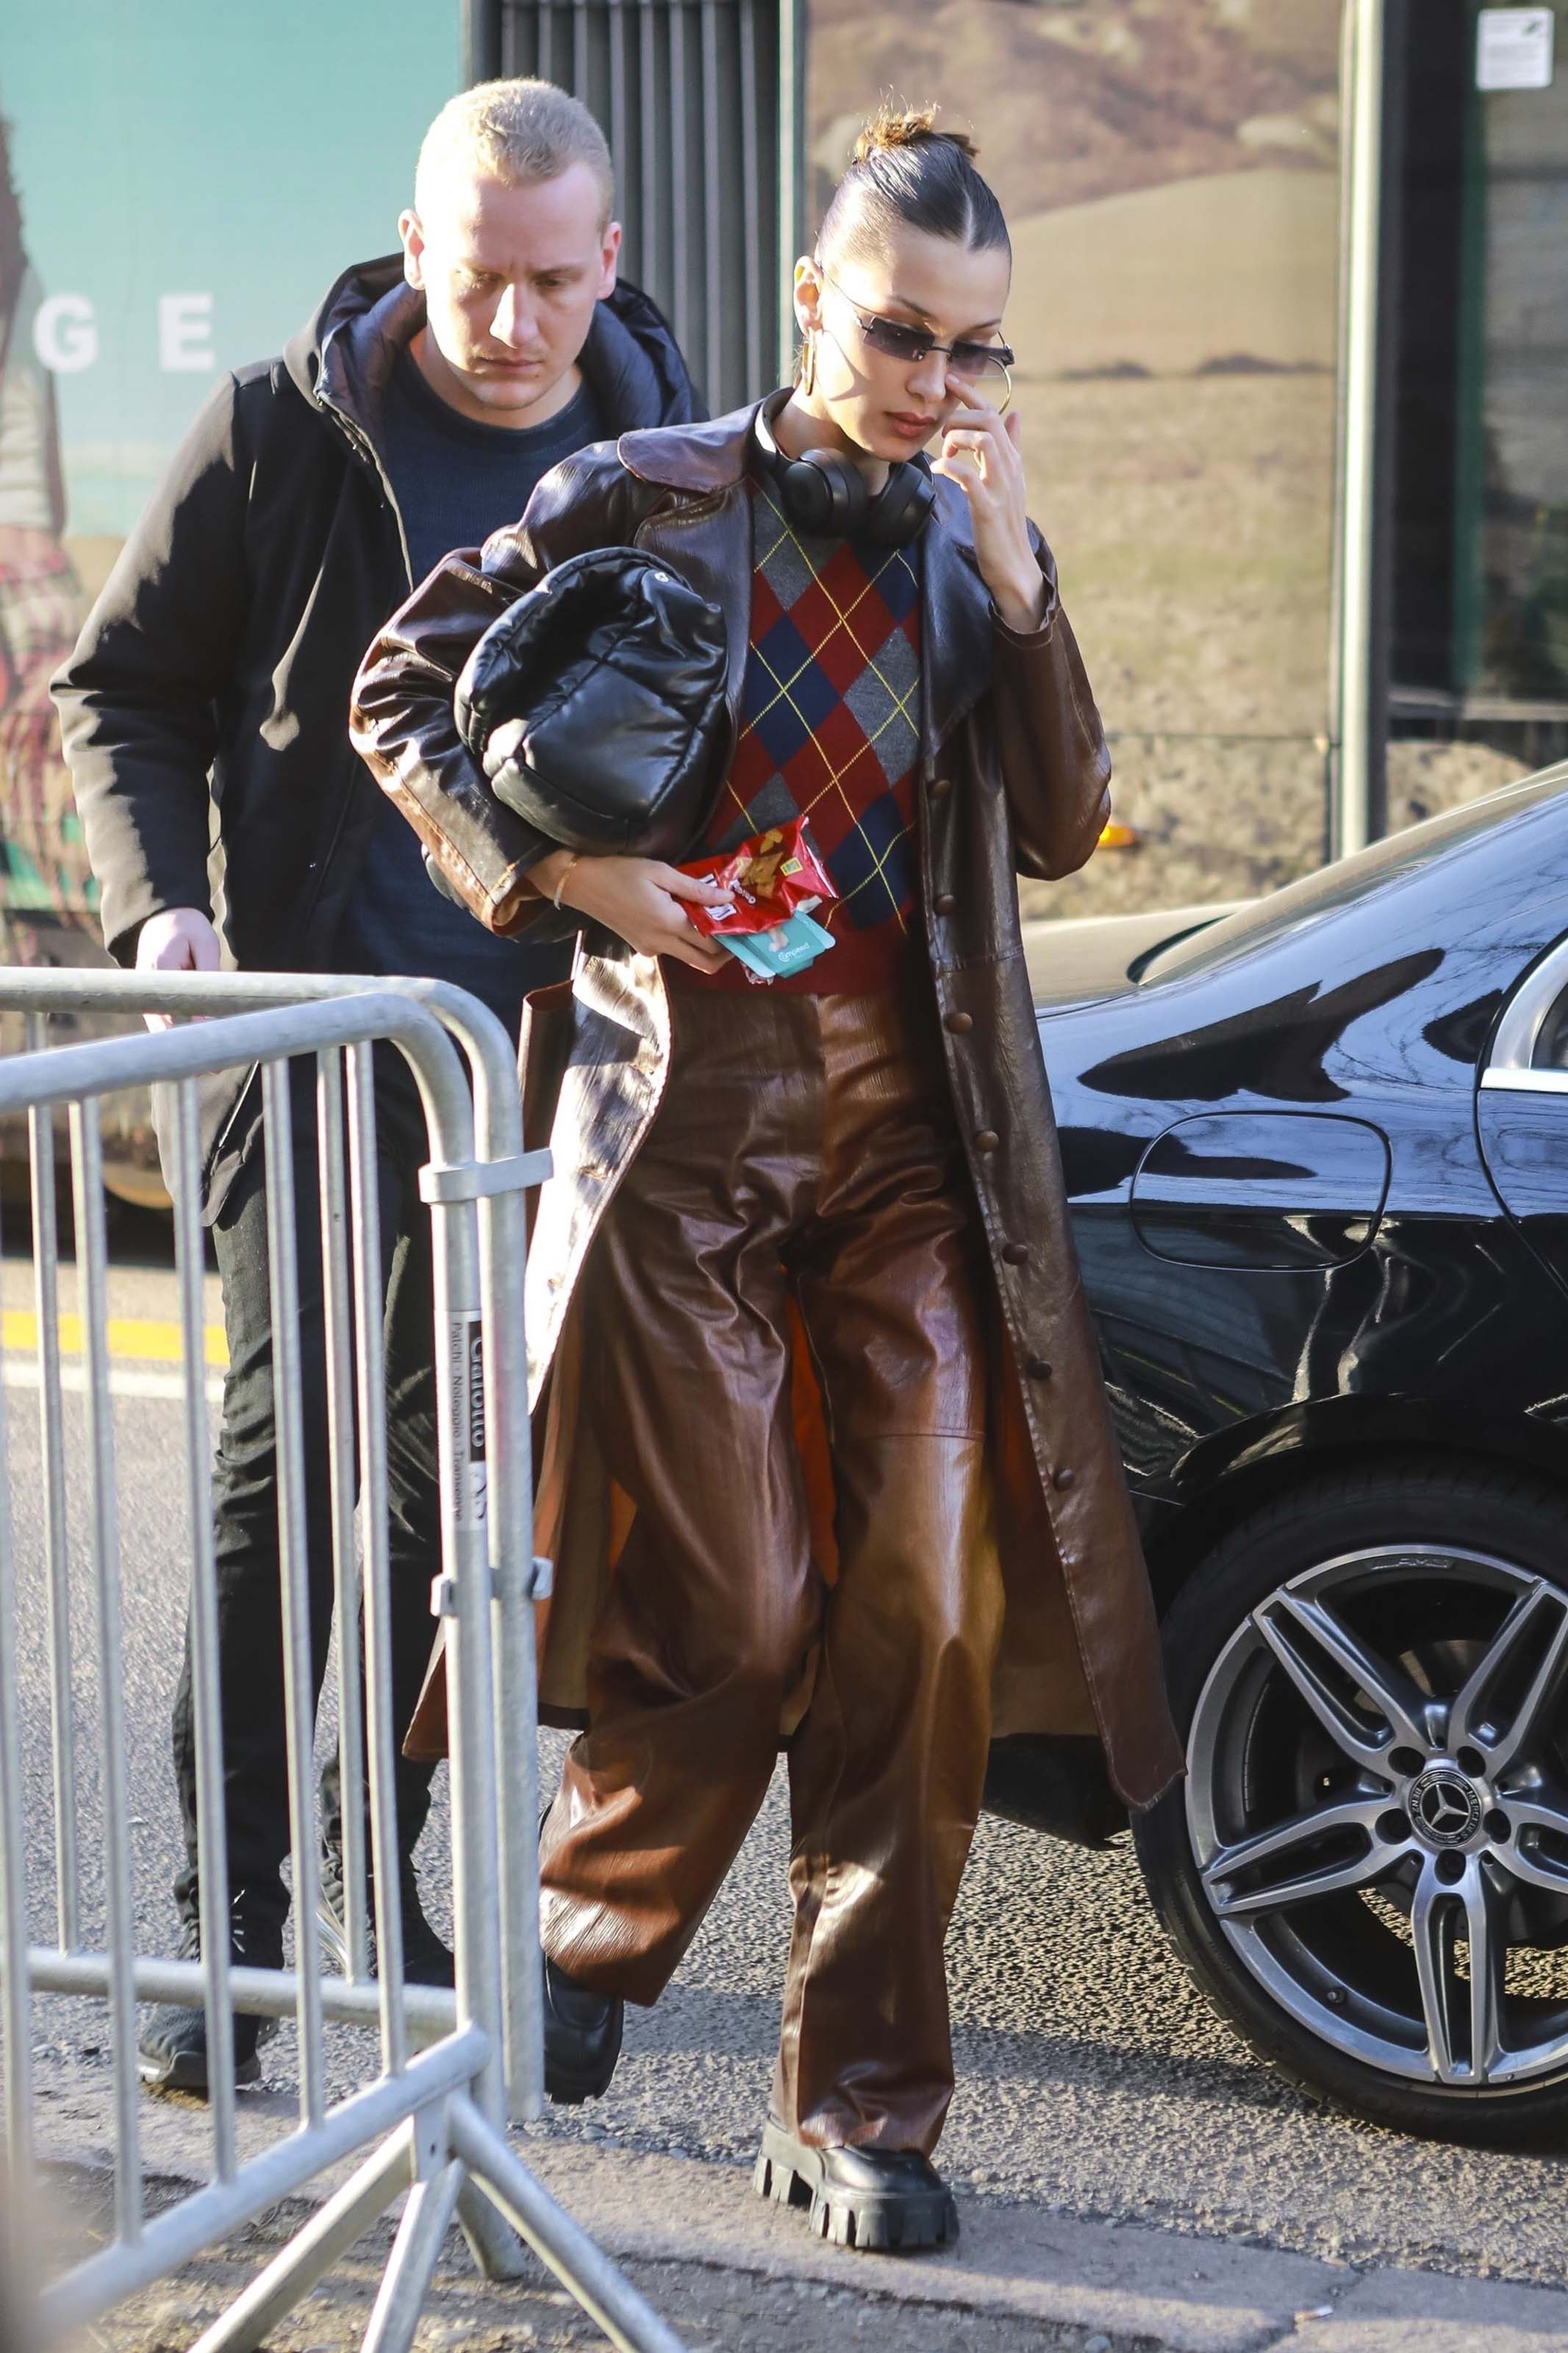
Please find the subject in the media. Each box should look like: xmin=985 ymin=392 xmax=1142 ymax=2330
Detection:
xmin=1461 ymin=4 xmax=1568 ymax=712
xmin=808 ymin=0 xmax=1345 ymax=923
xmin=1389 ymin=0 xmax=1568 ymax=828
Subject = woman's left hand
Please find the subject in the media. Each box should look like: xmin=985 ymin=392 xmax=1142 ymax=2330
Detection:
xmin=931 ymin=377 xmax=1048 ymax=634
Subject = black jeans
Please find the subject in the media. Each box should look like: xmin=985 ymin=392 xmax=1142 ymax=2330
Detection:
xmin=171 ymin=1050 xmax=445 ymax=1931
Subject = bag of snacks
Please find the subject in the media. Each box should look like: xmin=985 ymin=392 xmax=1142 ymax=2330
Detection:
xmin=675 ymin=818 xmax=836 ymax=938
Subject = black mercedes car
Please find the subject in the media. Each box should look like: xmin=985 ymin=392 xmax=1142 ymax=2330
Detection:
xmin=1020 ymin=761 xmax=1568 ymax=2146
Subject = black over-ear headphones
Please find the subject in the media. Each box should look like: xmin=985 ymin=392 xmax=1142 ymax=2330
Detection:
xmin=751 ymin=393 xmax=936 ymax=549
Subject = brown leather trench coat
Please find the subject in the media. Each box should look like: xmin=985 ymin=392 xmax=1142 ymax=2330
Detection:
xmin=351 ymin=402 xmax=1183 ymax=1812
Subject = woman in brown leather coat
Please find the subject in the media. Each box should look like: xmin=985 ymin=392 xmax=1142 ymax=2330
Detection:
xmin=353 ymin=107 xmax=1181 ymax=2255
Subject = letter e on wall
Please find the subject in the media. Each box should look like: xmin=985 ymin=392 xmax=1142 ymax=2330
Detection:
xmin=159 ymin=293 xmax=215 ymax=373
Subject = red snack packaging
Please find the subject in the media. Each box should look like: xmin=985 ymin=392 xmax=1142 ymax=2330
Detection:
xmin=676 ymin=818 xmax=837 ymax=938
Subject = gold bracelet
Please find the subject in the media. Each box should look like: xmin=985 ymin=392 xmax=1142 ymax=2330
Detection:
xmin=551 ymin=852 xmax=583 ymax=912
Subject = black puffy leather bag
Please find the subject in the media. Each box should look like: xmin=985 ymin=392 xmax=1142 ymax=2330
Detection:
xmin=454 ymin=546 xmax=731 ymax=859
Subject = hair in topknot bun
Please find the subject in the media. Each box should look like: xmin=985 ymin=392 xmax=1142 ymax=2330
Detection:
xmin=820 ymin=100 xmax=1007 ymax=265
xmin=851 ymin=103 xmax=978 ymax=165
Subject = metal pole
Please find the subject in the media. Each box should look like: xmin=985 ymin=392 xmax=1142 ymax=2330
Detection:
xmin=738 ymin=0 xmax=763 ymax=399
xmin=701 ymin=0 xmax=723 ymax=404
xmin=260 ymin=1061 xmax=329 ymax=2132
xmin=640 ymin=1 xmax=659 ymax=318
xmin=360 ymin=2160 xmax=466 ymax=2353
xmin=450 ymin=2096 xmax=690 ymax=2353
xmin=573 ymin=0 xmax=590 ymax=107
xmin=346 ymin=1043 xmax=409 ymax=2080
xmin=461 ymin=0 xmax=501 ymax=85
xmin=420 ymin=1146 xmax=509 ymax=2145
xmin=317 ymin=1050 xmax=371 ymax=1988
xmin=470 ymin=1137 xmax=545 ymax=2121
xmin=777 ymin=0 xmax=806 ymax=382
xmin=609 ymin=0 xmax=630 ymax=275
xmin=670 ymin=3 xmax=690 ymax=360
xmin=189 ymin=2127 xmax=415 ymax=2353
xmin=172 ymin=1081 xmax=239 ymax=2181
xmin=1333 ymin=0 xmax=1386 ymax=862
xmin=25 ymin=1017 xmax=79 ymax=1953
xmin=69 ymin=1100 xmax=143 ymax=2249
xmin=0 ymin=1194 xmax=35 ymax=2222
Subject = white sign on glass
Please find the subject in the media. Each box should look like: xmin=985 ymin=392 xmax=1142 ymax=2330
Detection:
xmin=1476 ymin=7 xmax=1556 ymax=90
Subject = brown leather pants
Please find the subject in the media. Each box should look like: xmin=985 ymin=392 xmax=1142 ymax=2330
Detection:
xmin=539 ymin=976 xmax=1004 ymax=2154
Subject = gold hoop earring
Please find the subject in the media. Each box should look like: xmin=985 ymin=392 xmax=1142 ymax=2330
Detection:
xmin=800 ymin=329 xmax=817 ymax=398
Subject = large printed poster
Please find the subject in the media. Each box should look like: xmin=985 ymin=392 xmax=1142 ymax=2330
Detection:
xmin=0 ymin=2 xmax=457 ymax=961
xmin=0 ymin=134 xmax=88 ymax=925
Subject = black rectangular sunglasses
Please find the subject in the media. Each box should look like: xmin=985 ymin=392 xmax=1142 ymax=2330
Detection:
xmin=822 ymin=271 xmax=1015 ymax=390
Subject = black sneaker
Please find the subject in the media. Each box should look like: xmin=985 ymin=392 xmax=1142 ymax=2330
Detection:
xmin=754 ymin=2121 xmax=959 ymax=2253
xmin=137 ymin=1903 xmax=284 ymax=2095
xmin=317 ymin=1851 xmax=457 ymax=1991
xmin=543 ymin=1954 xmax=623 ymax=2104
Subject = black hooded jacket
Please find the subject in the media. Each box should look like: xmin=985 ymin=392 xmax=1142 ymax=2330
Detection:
xmin=53 ymin=256 xmax=700 ymax=1204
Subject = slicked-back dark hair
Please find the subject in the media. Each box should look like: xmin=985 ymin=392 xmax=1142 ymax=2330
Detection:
xmin=817 ymin=104 xmax=1009 ymax=268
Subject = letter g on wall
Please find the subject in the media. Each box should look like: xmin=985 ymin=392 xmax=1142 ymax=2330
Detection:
xmin=32 ymin=293 xmax=98 ymax=373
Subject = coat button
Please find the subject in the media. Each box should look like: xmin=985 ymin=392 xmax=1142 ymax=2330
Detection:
xmin=945 ymin=1010 xmax=973 ymax=1035
xmin=975 ymin=1128 xmax=1000 ymax=1153
xmin=1053 ymin=1467 xmax=1076 ymax=1491
xmin=1002 ymin=1240 xmax=1029 ymax=1265
xmin=934 ymin=890 xmax=956 ymax=915
xmin=1026 ymin=1357 xmax=1053 ymax=1379
xmin=929 ymin=774 xmax=953 ymax=799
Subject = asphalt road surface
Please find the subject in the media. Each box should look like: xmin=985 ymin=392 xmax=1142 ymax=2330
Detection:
xmin=10 ymin=1238 xmax=1568 ymax=2299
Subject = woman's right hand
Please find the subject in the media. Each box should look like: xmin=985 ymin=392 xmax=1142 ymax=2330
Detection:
xmin=534 ymin=849 xmax=732 ymax=973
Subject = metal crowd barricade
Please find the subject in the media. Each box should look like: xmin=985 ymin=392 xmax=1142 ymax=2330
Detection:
xmin=0 ymin=971 xmax=686 ymax=2353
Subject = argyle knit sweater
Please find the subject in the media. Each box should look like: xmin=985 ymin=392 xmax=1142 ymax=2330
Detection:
xmin=671 ymin=475 xmax=923 ymax=993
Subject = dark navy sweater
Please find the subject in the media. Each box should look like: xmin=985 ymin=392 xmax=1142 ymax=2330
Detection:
xmin=339 ymin=354 xmax=605 ymax=1033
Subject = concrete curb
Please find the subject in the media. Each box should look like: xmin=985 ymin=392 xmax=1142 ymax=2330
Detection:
xmin=33 ymin=2066 xmax=1568 ymax=2352
xmin=489 ymin=2142 xmax=1568 ymax=2353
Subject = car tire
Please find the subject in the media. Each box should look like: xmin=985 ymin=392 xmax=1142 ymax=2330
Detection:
xmin=1134 ymin=1460 xmax=1568 ymax=2146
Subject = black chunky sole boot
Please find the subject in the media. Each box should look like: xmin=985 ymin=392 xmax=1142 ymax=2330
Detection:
xmin=753 ymin=2120 xmax=959 ymax=2253
xmin=543 ymin=1954 xmax=623 ymax=2104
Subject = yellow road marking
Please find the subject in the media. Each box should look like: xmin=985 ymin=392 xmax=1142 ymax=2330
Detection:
xmin=1 ymin=1309 xmax=229 ymax=1368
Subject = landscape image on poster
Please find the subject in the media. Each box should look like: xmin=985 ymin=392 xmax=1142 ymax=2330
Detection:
xmin=809 ymin=0 xmax=1520 ymax=914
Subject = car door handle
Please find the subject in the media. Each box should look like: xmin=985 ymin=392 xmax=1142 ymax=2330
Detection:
xmin=1481 ymin=1067 xmax=1568 ymax=1095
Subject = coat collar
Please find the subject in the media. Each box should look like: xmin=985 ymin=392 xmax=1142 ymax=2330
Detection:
xmin=616 ymin=400 xmax=762 ymax=492
xmin=619 ymin=400 xmax=997 ymax=751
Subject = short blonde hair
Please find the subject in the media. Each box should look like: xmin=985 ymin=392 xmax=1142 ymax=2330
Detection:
xmin=415 ymin=79 xmax=615 ymax=227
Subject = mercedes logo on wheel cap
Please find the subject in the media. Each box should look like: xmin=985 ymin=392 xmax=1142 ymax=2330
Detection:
xmin=1408 ymin=1765 xmax=1483 ymax=1849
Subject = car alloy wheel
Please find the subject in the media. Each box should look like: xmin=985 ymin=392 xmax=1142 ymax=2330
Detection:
xmin=1136 ymin=1467 xmax=1568 ymax=2142
xmin=1191 ymin=1543 xmax=1568 ymax=2088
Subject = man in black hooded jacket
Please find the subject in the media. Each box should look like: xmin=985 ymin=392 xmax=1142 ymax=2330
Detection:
xmin=54 ymin=78 xmax=700 ymax=2092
